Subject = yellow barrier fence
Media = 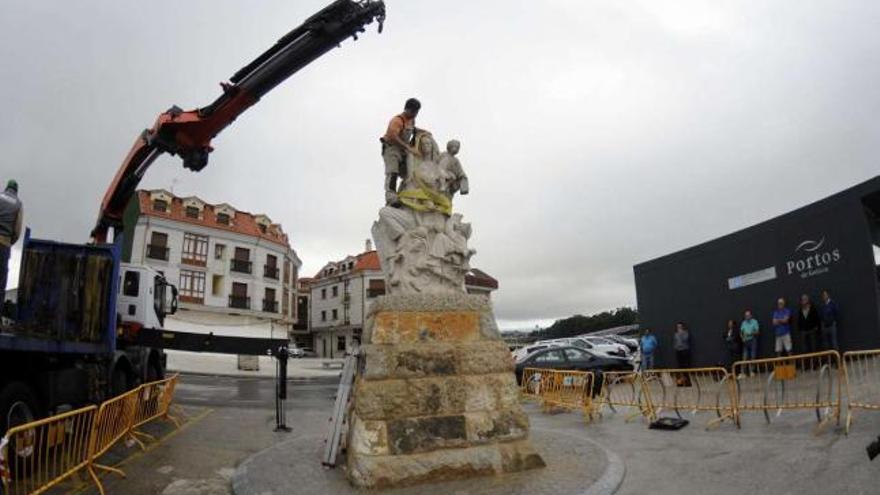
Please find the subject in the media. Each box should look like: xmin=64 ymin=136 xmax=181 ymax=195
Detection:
xmin=1 ymin=405 xmax=96 ymax=495
xmin=641 ymin=367 xmax=737 ymax=429
xmin=129 ymin=374 xmax=181 ymax=449
xmin=1 ymin=374 xmax=182 ymax=495
xmin=842 ymin=349 xmax=880 ymax=434
xmin=597 ymin=371 xmax=656 ymax=422
xmin=539 ymin=370 xmax=597 ymax=420
xmin=732 ymin=351 xmax=841 ymax=433
xmin=519 ymin=368 xmax=547 ymax=401
xmin=86 ymin=387 xmax=140 ymax=494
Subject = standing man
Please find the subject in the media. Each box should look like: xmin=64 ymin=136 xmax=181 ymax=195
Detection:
xmin=673 ymin=322 xmax=692 ymax=368
xmin=740 ymin=309 xmax=760 ymax=377
xmin=820 ymin=290 xmax=840 ymax=351
xmin=797 ymin=294 xmax=820 ymax=355
xmin=381 ymin=98 xmax=421 ymax=206
xmin=772 ymin=297 xmax=793 ymax=357
xmin=0 ymin=179 xmax=23 ymax=297
xmin=639 ymin=328 xmax=658 ymax=371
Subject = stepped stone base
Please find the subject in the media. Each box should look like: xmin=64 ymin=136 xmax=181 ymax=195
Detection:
xmin=346 ymin=293 xmax=545 ymax=489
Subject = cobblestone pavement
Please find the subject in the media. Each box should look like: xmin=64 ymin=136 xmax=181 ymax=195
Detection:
xmin=58 ymin=373 xmax=880 ymax=495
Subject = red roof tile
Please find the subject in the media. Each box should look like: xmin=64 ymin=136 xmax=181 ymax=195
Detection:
xmin=137 ymin=190 xmax=292 ymax=249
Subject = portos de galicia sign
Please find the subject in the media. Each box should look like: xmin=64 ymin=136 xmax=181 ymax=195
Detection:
xmin=786 ymin=237 xmax=841 ymax=279
xmin=728 ymin=236 xmax=841 ymax=290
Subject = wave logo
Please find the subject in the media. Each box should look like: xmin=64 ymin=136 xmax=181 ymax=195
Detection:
xmin=795 ymin=238 xmax=826 ymax=253
xmin=787 ymin=236 xmax=840 ymax=277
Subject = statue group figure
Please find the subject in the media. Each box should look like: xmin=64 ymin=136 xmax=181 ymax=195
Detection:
xmin=373 ymin=98 xmax=474 ymax=294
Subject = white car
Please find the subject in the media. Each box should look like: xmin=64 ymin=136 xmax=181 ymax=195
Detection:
xmin=512 ymin=341 xmax=565 ymax=362
xmin=287 ymin=346 xmax=305 ymax=358
xmin=573 ymin=336 xmax=630 ymax=358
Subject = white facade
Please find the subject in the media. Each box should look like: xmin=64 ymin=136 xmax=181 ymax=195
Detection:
xmin=308 ymin=252 xmax=385 ymax=358
xmin=128 ymin=191 xmax=301 ymax=337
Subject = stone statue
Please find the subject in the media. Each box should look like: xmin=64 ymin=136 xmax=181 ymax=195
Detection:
xmin=437 ymin=139 xmax=468 ymax=200
xmin=372 ymin=131 xmax=474 ymax=294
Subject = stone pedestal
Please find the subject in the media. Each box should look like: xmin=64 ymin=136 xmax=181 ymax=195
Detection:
xmin=346 ymin=293 xmax=545 ymax=489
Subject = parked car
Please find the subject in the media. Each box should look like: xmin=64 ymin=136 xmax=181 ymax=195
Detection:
xmin=578 ymin=336 xmax=630 ymax=357
xmin=288 ymin=346 xmax=305 ymax=358
xmin=515 ymin=345 xmax=634 ymax=395
xmin=299 ymin=347 xmax=317 ymax=358
xmin=605 ymin=335 xmax=639 ymax=353
xmin=511 ymin=342 xmax=564 ymax=362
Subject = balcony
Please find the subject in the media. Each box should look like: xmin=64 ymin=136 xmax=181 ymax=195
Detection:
xmin=230 ymin=259 xmax=252 ymax=274
xmin=263 ymin=265 xmax=280 ymax=280
xmin=228 ymin=295 xmax=251 ymax=310
xmin=181 ymin=253 xmax=207 ymax=267
xmin=146 ymin=244 xmax=169 ymax=261
xmin=262 ymin=299 xmax=279 ymax=313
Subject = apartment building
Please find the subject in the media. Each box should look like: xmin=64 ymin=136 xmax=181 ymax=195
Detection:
xmin=308 ymin=240 xmax=500 ymax=358
xmin=123 ymin=189 xmax=301 ymax=340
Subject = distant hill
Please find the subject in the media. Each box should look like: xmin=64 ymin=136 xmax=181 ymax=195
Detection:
xmin=529 ymin=307 xmax=638 ymax=340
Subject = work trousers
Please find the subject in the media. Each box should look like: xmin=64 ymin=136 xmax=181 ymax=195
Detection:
xmin=0 ymin=244 xmax=9 ymax=298
xmin=822 ymin=323 xmax=839 ymax=351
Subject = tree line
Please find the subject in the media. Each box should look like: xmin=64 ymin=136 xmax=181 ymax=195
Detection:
xmin=529 ymin=307 xmax=639 ymax=340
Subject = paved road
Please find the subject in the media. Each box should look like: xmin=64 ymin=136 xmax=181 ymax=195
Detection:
xmin=71 ymin=373 xmax=880 ymax=495
xmin=68 ymin=373 xmax=340 ymax=495
xmin=175 ymin=373 xmax=340 ymax=409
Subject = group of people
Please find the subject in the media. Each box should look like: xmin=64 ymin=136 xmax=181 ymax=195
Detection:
xmin=723 ymin=290 xmax=840 ymax=367
xmin=638 ymin=289 xmax=841 ymax=371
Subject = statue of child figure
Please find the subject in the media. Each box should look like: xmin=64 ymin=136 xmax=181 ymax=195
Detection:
xmin=438 ymin=139 xmax=468 ymax=200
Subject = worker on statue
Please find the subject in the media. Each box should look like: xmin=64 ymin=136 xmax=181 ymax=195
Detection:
xmin=0 ymin=179 xmax=23 ymax=298
xmin=380 ymin=98 xmax=421 ymax=206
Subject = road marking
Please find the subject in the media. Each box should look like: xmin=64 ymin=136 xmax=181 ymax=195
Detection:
xmin=64 ymin=407 xmax=214 ymax=495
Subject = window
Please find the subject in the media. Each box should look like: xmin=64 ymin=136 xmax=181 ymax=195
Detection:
xmin=229 ymin=282 xmax=249 ymax=309
xmin=321 ymin=288 xmax=327 ymax=300
xmin=367 ymin=279 xmax=385 ymax=298
xmin=263 ymin=288 xmax=277 ymax=313
xmin=214 ymin=243 xmax=226 ymax=260
xmin=216 ymin=212 xmax=230 ymax=225
xmin=147 ymin=232 xmax=169 ymax=261
xmin=179 ymin=270 xmax=206 ymax=302
xmin=563 ymin=348 xmax=589 ymax=361
xmin=533 ymin=350 xmax=565 ymax=364
xmin=122 ymin=270 xmax=140 ymax=297
xmin=185 ymin=206 xmax=200 ymax=219
xmin=231 ymin=247 xmax=252 ymax=274
xmin=182 ymin=233 xmax=209 ymax=265
xmin=332 ymin=309 xmax=338 ymax=320
xmin=258 ymin=224 xmax=267 ymax=234
xmin=264 ymin=254 xmax=279 ymax=279
xmin=332 ymin=286 xmax=338 ymax=298
xmin=152 ymin=199 xmax=168 ymax=212
xmin=212 ymin=275 xmax=223 ymax=296
xmin=321 ymin=310 xmax=327 ymax=322
xmin=337 ymin=336 xmax=346 ymax=351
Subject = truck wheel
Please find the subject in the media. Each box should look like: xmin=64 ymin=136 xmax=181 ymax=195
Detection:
xmin=111 ymin=366 xmax=130 ymax=396
xmin=146 ymin=359 xmax=163 ymax=383
xmin=0 ymin=382 xmax=39 ymax=436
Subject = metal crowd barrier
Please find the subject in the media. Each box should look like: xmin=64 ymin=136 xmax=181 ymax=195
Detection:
xmin=1 ymin=374 xmax=182 ymax=495
xmin=1 ymin=405 xmax=96 ymax=495
xmin=596 ymin=371 xmax=656 ymax=422
xmin=87 ymin=387 xmax=140 ymax=493
xmin=732 ymin=351 xmax=841 ymax=433
xmin=129 ymin=375 xmax=181 ymax=449
xmin=519 ymin=368 xmax=547 ymax=401
xmin=539 ymin=370 xmax=597 ymax=420
xmin=642 ymin=367 xmax=737 ymax=428
xmin=842 ymin=350 xmax=880 ymax=434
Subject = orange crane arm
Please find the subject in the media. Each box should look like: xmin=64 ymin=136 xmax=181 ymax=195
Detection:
xmin=92 ymin=0 xmax=385 ymax=242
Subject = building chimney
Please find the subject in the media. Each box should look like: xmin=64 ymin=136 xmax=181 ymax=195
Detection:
xmin=365 ymin=239 xmax=373 ymax=252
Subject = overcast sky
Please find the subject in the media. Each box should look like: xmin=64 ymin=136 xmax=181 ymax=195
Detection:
xmin=1 ymin=1 xmax=878 ymax=329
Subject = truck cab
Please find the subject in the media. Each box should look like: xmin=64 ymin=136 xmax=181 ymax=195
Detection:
xmin=117 ymin=263 xmax=178 ymax=330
